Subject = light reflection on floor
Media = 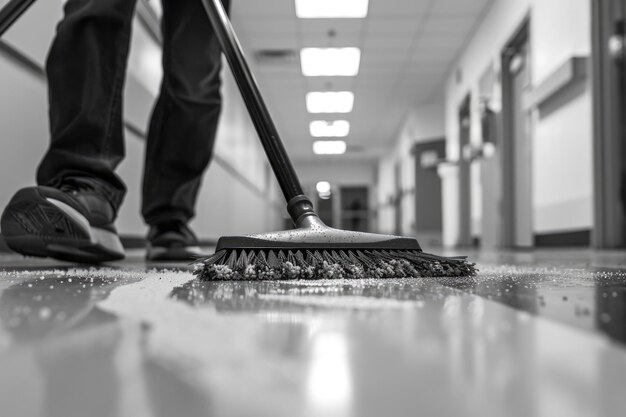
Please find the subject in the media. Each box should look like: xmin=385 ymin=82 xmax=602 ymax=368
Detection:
xmin=0 ymin=249 xmax=625 ymax=417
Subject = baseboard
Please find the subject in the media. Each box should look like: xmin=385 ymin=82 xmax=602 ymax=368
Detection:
xmin=0 ymin=234 xmax=218 ymax=252
xmin=120 ymin=235 xmax=219 ymax=249
xmin=120 ymin=236 xmax=147 ymax=249
xmin=534 ymin=229 xmax=591 ymax=247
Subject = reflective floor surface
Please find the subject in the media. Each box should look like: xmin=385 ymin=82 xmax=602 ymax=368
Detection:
xmin=0 ymin=248 xmax=625 ymax=417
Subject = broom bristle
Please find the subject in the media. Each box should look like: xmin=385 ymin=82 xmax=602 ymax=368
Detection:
xmin=193 ymin=249 xmax=477 ymax=281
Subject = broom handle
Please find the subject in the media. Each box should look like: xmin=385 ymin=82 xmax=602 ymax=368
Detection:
xmin=0 ymin=0 xmax=37 ymax=37
xmin=200 ymin=0 xmax=317 ymax=223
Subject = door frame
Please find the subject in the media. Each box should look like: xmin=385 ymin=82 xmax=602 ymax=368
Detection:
xmin=394 ymin=162 xmax=403 ymax=235
xmin=412 ymin=138 xmax=445 ymax=245
xmin=591 ymin=0 xmax=626 ymax=248
xmin=500 ymin=17 xmax=531 ymax=247
xmin=458 ymin=94 xmax=472 ymax=247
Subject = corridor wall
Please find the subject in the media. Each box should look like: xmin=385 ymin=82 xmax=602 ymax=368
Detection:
xmin=443 ymin=0 xmax=593 ymax=246
xmin=0 ymin=1 xmax=282 ymax=245
xmin=376 ymin=100 xmax=446 ymax=239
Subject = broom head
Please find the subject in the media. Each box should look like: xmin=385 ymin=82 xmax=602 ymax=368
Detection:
xmin=193 ymin=216 xmax=477 ymax=280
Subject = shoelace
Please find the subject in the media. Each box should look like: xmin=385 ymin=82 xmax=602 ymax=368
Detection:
xmin=59 ymin=180 xmax=95 ymax=195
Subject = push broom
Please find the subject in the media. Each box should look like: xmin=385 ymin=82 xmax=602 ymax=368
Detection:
xmin=195 ymin=0 xmax=477 ymax=280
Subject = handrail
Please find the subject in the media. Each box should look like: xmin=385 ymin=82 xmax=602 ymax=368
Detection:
xmin=0 ymin=0 xmax=37 ymax=37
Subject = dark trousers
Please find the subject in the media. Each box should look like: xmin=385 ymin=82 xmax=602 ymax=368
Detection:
xmin=36 ymin=0 xmax=229 ymax=225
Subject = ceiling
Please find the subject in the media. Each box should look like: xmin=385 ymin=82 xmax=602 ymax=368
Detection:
xmin=150 ymin=0 xmax=494 ymax=161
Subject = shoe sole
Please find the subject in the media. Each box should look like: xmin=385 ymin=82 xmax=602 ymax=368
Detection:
xmin=1 ymin=188 xmax=125 ymax=263
xmin=146 ymin=245 xmax=204 ymax=261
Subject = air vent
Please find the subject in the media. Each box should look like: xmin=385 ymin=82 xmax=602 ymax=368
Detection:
xmin=254 ymin=49 xmax=297 ymax=64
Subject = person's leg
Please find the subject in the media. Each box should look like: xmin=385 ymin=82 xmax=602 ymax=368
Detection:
xmin=37 ymin=0 xmax=138 ymax=210
xmin=142 ymin=0 xmax=230 ymax=226
xmin=0 ymin=0 xmax=137 ymax=262
xmin=142 ymin=0 xmax=230 ymax=260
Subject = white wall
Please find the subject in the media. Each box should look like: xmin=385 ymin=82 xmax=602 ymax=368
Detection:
xmin=0 ymin=1 xmax=282 ymax=243
xmin=377 ymin=100 xmax=446 ymax=236
xmin=443 ymin=0 xmax=593 ymax=246
xmin=0 ymin=0 xmax=60 ymax=210
xmin=530 ymin=0 xmax=593 ymax=233
xmin=117 ymin=62 xmax=284 ymax=239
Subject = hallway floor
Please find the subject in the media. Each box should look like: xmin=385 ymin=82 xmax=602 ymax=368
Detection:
xmin=0 ymin=247 xmax=625 ymax=417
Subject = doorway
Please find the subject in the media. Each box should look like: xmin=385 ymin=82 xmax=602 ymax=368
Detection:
xmin=501 ymin=19 xmax=533 ymax=248
xmin=458 ymin=95 xmax=472 ymax=247
xmin=478 ymin=64 xmax=504 ymax=247
xmin=592 ymin=0 xmax=626 ymax=247
xmin=394 ymin=162 xmax=403 ymax=235
xmin=412 ymin=139 xmax=445 ymax=246
xmin=340 ymin=186 xmax=370 ymax=232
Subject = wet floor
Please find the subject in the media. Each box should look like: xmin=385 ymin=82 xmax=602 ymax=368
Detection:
xmin=0 ymin=248 xmax=625 ymax=417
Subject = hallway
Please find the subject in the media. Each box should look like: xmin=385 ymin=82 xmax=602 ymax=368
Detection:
xmin=0 ymin=248 xmax=625 ymax=417
xmin=2 ymin=0 xmax=626 ymax=415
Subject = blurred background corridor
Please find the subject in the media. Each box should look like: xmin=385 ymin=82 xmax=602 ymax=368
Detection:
xmin=0 ymin=0 xmax=617 ymax=251
xmin=1 ymin=1 xmax=626 ymax=416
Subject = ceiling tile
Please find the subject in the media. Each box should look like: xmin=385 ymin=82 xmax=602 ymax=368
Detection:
xmin=368 ymin=0 xmax=433 ymax=17
xmin=228 ymin=0 xmax=494 ymax=160
xmin=240 ymin=34 xmax=300 ymax=50
xmin=365 ymin=17 xmax=425 ymax=35
xmin=235 ymin=17 xmax=298 ymax=35
xmin=430 ymin=0 xmax=490 ymax=15
xmin=361 ymin=34 xmax=415 ymax=51
xmin=232 ymin=0 xmax=295 ymax=18
xmin=419 ymin=16 xmax=478 ymax=34
xmin=413 ymin=34 xmax=467 ymax=50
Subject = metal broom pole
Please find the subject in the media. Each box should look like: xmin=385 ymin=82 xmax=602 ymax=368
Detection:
xmin=0 ymin=0 xmax=37 ymax=37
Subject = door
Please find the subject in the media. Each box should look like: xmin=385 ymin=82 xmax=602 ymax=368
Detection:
xmin=394 ymin=163 xmax=403 ymax=235
xmin=478 ymin=64 xmax=504 ymax=247
xmin=458 ymin=95 xmax=472 ymax=247
xmin=502 ymin=20 xmax=533 ymax=248
xmin=592 ymin=0 xmax=626 ymax=247
xmin=340 ymin=186 xmax=369 ymax=232
xmin=413 ymin=139 xmax=445 ymax=246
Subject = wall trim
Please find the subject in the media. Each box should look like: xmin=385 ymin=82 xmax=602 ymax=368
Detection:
xmin=0 ymin=234 xmax=219 ymax=253
xmin=0 ymin=17 xmax=283 ymax=213
xmin=120 ymin=235 xmax=218 ymax=249
xmin=0 ymin=39 xmax=44 ymax=78
xmin=534 ymin=229 xmax=591 ymax=247
xmin=591 ymin=0 xmax=626 ymax=248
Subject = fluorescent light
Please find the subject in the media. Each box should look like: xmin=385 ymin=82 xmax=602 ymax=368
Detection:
xmin=313 ymin=140 xmax=347 ymax=155
xmin=316 ymin=181 xmax=332 ymax=199
xmin=310 ymin=120 xmax=350 ymax=137
xmin=296 ymin=0 xmax=369 ymax=18
xmin=306 ymin=92 xmax=354 ymax=113
xmin=301 ymin=48 xmax=361 ymax=76
xmin=316 ymin=181 xmax=331 ymax=194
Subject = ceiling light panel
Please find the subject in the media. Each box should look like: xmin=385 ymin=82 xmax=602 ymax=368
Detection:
xmin=316 ymin=181 xmax=332 ymax=193
xmin=300 ymin=48 xmax=361 ymax=76
xmin=295 ymin=0 xmax=369 ymax=18
xmin=306 ymin=92 xmax=354 ymax=113
xmin=310 ymin=120 xmax=350 ymax=137
xmin=313 ymin=140 xmax=347 ymax=155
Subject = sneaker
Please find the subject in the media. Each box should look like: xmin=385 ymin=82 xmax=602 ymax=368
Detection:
xmin=146 ymin=220 xmax=205 ymax=261
xmin=0 ymin=181 xmax=125 ymax=263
